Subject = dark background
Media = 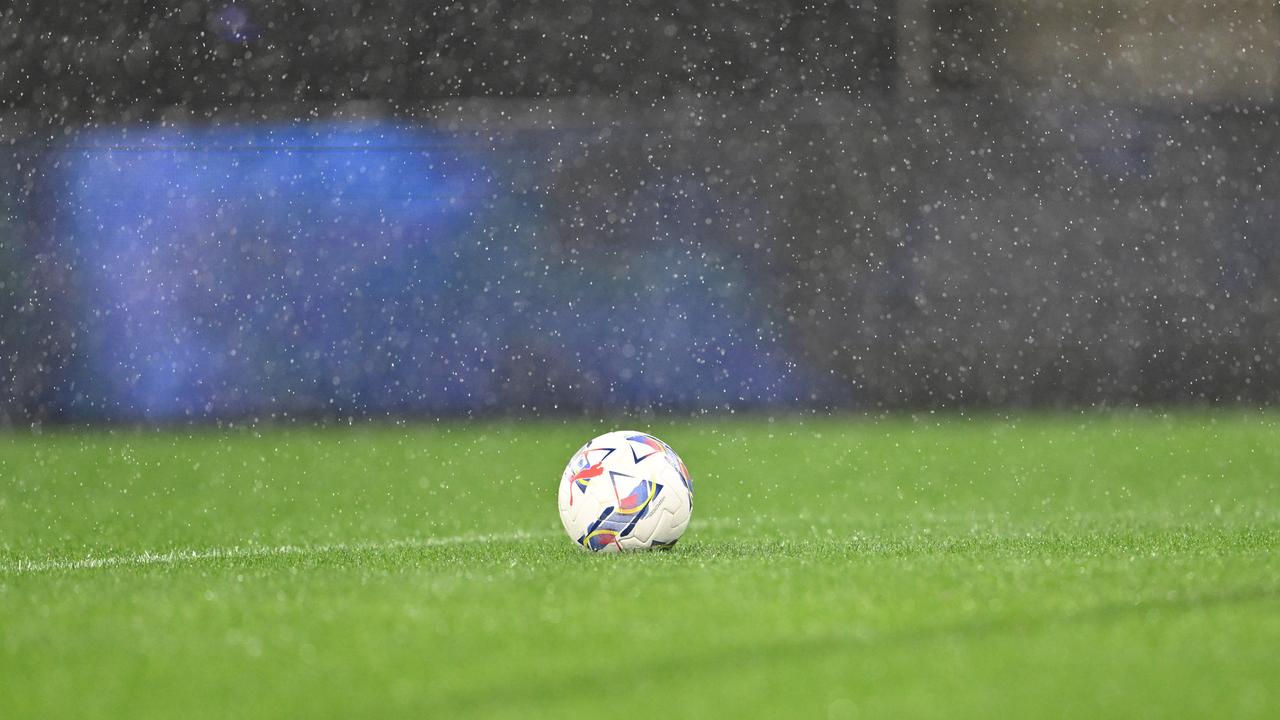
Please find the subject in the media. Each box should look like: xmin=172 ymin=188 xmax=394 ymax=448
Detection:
xmin=3 ymin=1 xmax=1279 ymax=423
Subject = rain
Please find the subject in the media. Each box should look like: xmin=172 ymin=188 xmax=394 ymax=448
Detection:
xmin=1 ymin=2 xmax=1278 ymax=719
xmin=3 ymin=2 xmax=1275 ymax=421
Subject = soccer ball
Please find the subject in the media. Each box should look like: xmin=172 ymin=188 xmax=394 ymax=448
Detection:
xmin=558 ymin=430 xmax=693 ymax=552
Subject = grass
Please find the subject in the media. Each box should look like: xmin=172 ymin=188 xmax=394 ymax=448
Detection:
xmin=1 ymin=412 xmax=1278 ymax=718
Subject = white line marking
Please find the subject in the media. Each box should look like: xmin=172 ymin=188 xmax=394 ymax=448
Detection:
xmin=2 ymin=517 xmax=742 ymax=576
xmin=2 ymin=530 xmax=560 ymax=576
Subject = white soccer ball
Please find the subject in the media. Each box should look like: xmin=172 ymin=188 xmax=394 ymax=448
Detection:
xmin=558 ymin=430 xmax=693 ymax=552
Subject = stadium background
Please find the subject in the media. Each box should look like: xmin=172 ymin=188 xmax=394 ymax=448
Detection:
xmin=3 ymin=0 xmax=1279 ymax=423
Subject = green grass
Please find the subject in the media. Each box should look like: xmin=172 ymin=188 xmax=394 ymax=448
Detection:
xmin=1 ymin=413 xmax=1278 ymax=718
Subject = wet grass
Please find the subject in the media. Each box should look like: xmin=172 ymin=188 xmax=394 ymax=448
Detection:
xmin=1 ymin=412 xmax=1278 ymax=718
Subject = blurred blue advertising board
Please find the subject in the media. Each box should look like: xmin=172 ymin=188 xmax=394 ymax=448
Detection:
xmin=47 ymin=124 xmax=811 ymax=420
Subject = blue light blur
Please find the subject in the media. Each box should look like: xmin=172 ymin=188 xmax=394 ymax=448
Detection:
xmin=52 ymin=124 xmax=812 ymax=420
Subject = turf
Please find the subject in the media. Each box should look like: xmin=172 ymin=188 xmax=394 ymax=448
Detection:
xmin=1 ymin=413 xmax=1278 ymax=718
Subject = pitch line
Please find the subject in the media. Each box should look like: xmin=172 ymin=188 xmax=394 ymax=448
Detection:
xmin=1 ymin=530 xmax=561 ymax=576
xmin=4 ymin=516 xmax=738 ymax=577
